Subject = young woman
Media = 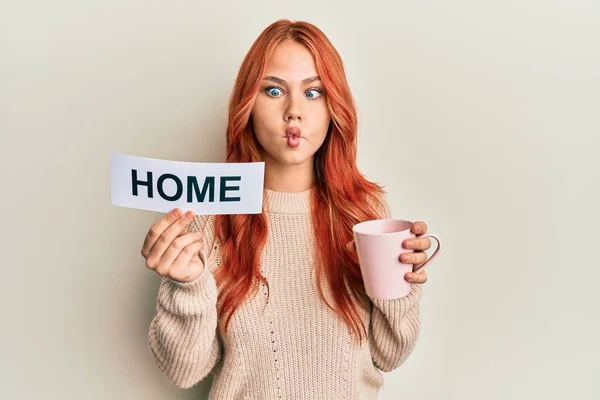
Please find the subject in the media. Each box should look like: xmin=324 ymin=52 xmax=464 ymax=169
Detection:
xmin=141 ymin=19 xmax=434 ymax=399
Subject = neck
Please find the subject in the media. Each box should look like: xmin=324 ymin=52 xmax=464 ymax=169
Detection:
xmin=263 ymin=155 xmax=315 ymax=192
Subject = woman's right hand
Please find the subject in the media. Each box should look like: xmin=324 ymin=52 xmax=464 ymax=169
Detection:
xmin=141 ymin=208 xmax=205 ymax=283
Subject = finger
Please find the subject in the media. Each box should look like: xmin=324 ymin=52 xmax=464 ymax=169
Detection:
xmin=346 ymin=241 xmax=356 ymax=252
xmin=405 ymin=270 xmax=428 ymax=284
xmin=144 ymin=210 xmax=197 ymax=267
xmin=402 ymin=237 xmax=432 ymax=251
xmin=411 ymin=221 xmax=428 ymax=236
xmin=142 ymin=208 xmax=183 ymax=257
xmin=151 ymin=231 xmax=204 ymax=274
xmin=399 ymin=250 xmax=428 ymax=265
xmin=166 ymin=241 xmax=205 ymax=281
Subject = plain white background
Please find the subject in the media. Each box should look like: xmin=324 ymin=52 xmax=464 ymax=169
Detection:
xmin=1 ymin=1 xmax=598 ymax=399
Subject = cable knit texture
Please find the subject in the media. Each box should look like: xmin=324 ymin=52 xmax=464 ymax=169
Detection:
xmin=148 ymin=188 xmax=422 ymax=399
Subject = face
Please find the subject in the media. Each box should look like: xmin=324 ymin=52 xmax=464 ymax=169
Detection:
xmin=251 ymin=40 xmax=331 ymax=167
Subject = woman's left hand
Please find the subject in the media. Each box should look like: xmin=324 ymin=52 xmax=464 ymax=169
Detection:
xmin=346 ymin=220 xmax=432 ymax=284
xmin=401 ymin=221 xmax=431 ymax=284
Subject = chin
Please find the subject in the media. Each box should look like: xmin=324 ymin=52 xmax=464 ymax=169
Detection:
xmin=277 ymin=151 xmax=312 ymax=166
xmin=281 ymin=156 xmax=309 ymax=166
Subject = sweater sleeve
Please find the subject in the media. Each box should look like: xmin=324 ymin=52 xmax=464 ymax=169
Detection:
xmin=366 ymin=191 xmax=423 ymax=372
xmin=368 ymin=285 xmax=422 ymax=372
xmin=147 ymin=215 xmax=222 ymax=388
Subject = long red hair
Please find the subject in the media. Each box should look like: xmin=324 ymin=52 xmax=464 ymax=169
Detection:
xmin=214 ymin=19 xmax=386 ymax=344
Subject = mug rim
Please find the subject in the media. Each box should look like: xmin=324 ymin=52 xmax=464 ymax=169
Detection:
xmin=352 ymin=218 xmax=413 ymax=235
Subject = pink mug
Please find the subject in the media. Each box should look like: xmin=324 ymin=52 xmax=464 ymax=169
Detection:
xmin=352 ymin=219 xmax=441 ymax=299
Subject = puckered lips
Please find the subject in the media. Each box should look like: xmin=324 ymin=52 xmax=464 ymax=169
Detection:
xmin=285 ymin=127 xmax=301 ymax=148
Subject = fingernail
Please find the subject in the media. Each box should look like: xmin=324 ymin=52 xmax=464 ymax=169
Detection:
xmin=184 ymin=211 xmax=194 ymax=220
xmin=405 ymin=240 xmax=413 ymax=248
xmin=171 ymin=208 xmax=181 ymax=217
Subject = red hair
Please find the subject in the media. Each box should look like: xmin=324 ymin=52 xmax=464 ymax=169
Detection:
xmin=214 ymin=19 xmax=386 ymax=344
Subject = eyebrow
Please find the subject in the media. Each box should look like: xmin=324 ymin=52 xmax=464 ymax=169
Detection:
xmin=262 ymin=75 xmax=321 ymax=85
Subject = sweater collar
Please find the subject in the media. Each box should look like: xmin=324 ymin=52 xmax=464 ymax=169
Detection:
xmin=264 ymin=187 xmax=313 ymax=214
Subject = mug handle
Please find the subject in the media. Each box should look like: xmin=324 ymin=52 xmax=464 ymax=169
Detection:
xmin=412 ymin=234 xmax=441 ymax=274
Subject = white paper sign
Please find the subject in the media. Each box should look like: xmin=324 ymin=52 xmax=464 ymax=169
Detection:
xmin=110 ymin=152 xmax=265 ymax=215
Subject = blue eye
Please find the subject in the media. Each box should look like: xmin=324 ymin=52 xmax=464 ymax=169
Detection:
xmin=306 ymin=89 xmax=323 ymax=99
xmin=266 ymin=86 xmax=283 ymax=97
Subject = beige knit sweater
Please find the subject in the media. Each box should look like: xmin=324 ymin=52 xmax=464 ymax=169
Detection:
xmin=148 ymin=188 xmax=422 ymax=399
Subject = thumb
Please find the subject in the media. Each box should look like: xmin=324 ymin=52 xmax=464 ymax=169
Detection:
xmin=346 ymin=240 xmax=356 ymax=252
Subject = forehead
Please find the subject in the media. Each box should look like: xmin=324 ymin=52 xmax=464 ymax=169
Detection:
xmin=265 ymin=40 xmax=318 ymax=80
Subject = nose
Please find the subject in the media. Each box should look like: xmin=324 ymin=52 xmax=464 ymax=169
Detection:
xmin=284 ymin=94 xmax=302 ymax=122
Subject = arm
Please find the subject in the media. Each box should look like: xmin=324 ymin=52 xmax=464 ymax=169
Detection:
xmin=148 ymin=216 xmax=222 ymax=388
xmin=367 ymin=192 xmax=423 ymax=372
xmin=368 ymin=285 xmax=422 ymax=372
